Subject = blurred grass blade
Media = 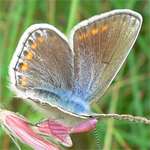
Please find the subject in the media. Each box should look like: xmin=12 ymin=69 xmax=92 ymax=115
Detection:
xmin=66 ymin=0 xmax=80 ymax=34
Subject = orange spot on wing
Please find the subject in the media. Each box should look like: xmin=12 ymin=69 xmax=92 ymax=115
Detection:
xmin=20 ymin=76 xmax=28 ymax=86
xmin=20 ymin=63 xmax=28 ymax=71
xmin=91 ymin=28 xmax=98 ymax=35
xmin=78 ymin=25 xmax=108 ymax=41
xmin=100 ymin=25 xmax=108 ymax=32
xmin=25 ymin=51 xmax=33 ymax=60
xmin=31 ymin=42 xmax=37 ymax=49
xmin=79 ymin=28 xmax=99 ymax=41
xmin=78 ymin=32 xmax=89 ymax=41
xmin=37 ymin=37 xmax=44 ymax=43
xmin=79 ymin=34 xmax=85 ymax=40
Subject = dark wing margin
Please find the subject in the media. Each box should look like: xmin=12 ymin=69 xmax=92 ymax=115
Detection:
xmin=70 ymin=9 xmax=142 ymax=103
xmin=9 ymin=24 xmax=74 ymax=98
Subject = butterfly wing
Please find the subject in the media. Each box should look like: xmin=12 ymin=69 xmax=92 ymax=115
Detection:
xmin=9 ymin=24 xmax=73 ymax=108
xmin=70 ymin=9 xmax=142 ymax=103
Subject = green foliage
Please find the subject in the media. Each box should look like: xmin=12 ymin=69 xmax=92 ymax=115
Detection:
xmin=0 ymin=0 xmax=150 ymax=149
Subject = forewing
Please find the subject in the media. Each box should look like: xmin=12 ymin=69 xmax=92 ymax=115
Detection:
xmin=70 ymin=10 xmax=142 ymax=102
xmin=9 ymin=24 xmax=73 ymax=103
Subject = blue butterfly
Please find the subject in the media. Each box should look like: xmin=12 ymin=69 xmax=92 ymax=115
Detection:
xmin=9 ymin=9 xmax=143 ymax=147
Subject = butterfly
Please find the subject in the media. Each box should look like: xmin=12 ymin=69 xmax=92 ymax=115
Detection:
xmin=9 ymin=9 xmax=149 ymax=148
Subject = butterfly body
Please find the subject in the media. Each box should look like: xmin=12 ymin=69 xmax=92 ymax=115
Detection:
xmin=29 ymin=99 xmax=89 ymax=126
xmin=27 ymin=88 xmax=91 ymax=116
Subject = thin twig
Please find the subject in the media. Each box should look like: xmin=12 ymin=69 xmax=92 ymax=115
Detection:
xmin=95 ymin=113 xmax=150 ymax=125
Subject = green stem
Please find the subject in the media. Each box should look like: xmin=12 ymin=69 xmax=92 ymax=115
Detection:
xmin=66 ymin=0 xmax=79 ymax=34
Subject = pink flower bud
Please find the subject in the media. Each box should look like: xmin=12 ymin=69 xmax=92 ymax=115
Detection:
xmin=0 ymin=110 xmax=59 ymax=150
xmin=36 ymin=119 xmax=72 ymax=147
xmin=70 ymin=118 xmax=97 ymax=134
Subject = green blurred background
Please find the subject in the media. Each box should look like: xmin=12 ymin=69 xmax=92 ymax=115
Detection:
xmin=0 ymin=0 xmax=150 ymax=150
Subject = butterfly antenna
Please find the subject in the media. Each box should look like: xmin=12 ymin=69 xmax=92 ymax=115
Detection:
xmin=93 ymin=128 xmax=101 ymax=150
xmin=95 ymin=114 xmax=150 ymax=125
